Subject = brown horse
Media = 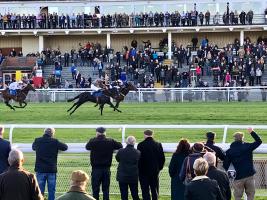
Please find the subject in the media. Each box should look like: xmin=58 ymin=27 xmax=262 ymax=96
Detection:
xmin=0 ymin=83 xmax=36 ymax=110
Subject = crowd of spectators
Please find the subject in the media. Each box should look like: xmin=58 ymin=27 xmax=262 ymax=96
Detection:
xmin=0 ymin=125 xmax=263 ymax=200
xmin=0 ymin=6 xmax=259 ymax=30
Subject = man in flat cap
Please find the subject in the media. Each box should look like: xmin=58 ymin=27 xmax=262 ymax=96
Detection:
xmin=86 ymin=127 xmax=122 ymax=200
xmin=57 ymin=170 xmax=95 ymax=200
xmin=223 ymin=128 xmax=262 ymax=200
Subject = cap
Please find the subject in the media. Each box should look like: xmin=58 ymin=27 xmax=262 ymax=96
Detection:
xmin=96 ymin=127 xmax=106 ymax=134
xmin=206 ymin=132 xmax=216 ymax=140
xmin=71 ymin=170 xmax=89 ymax=183
xmin=192 ymin=142 xmax=204 ymax=153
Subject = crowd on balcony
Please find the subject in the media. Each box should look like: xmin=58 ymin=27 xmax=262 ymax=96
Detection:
xmin=0 ymin=8 xmax=257 ymax=30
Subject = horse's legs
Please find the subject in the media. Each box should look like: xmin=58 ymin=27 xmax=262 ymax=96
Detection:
xmin=13 ymin=101 xmax=27 ymax=108
xmin=115 ymin=101 xmax=120 ymax=108
xmin=5 ymin=101 xmax=15 ymax=111
xmin=100 ymin=104 xmax=104 ymax=115
xmin=69 ymin=102 xmax=83 ymax=115
xmin=108 ymin=102 xmax=122 ymax=113
xmin=67 ymin=102 xmax=77 ymax=112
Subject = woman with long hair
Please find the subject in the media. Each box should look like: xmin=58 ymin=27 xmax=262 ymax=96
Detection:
xmin=169 ymin=139 xmax=190 ymax=200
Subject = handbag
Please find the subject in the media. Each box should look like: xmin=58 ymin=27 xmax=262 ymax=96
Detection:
xmin=227 ymin=162 xmax=236 ymax=181
xmin=183 ymin=157 xmax=192 ymax=185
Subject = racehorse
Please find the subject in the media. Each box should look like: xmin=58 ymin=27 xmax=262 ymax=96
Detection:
xmin=0 ymin=83 xmax=36 ymax=110
xmin=67 ymin=92 xmax=121 ymax=116
xmin=102 ymin=81 xmax=138 ymax=110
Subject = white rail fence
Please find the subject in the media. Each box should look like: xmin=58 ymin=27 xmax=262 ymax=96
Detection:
xmin=5 ymin=124 xmax=267 ymax=153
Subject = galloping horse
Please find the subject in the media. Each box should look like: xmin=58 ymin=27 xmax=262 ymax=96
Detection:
xmin=67 ymin=92 xmax=121 ymax=115
xmin=103 ymin=81 xmax=138 ymax=110
xmin=0 ymin=83 xmax=36 ymax=110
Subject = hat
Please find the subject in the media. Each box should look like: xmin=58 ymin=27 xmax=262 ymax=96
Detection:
xmin=206 ymin=132 xmax=215 ymax=140
xmin=96 ymin=127 xmax=106 ymax=134
xmin=192 ymin=143 xmax=204 ymax=153
xmin=71 ymin=170 xmax=89 ymax=183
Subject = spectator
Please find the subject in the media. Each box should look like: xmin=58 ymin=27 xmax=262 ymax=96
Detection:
xmin=115 ymin=136 xmax=141 ymax=200
xmin=137 ymin=129 xmax=165 ymax=200
xmin=32 ymin=128 xmax=68 ymax=200
xmin=169 ymin=139 xmax=190 ymax=200
xmin=184 ymin=158 xmax=223 ymax=200
xmin=0 ymin=125 xmax=11 ymax=174
xmin=223 ymin=128 xmax=262 ymax=200
xmin=0 ymin=149 xmax=43 ymax=200
xmin=85 ymin=127 xmax=122 ymax=200
xmin=204 ymin=152 xmax=231 ymax=200
xmin=205 ymin=132 xmax=226 ymax=164
xmin=56 ymin=170 xmax=96 ymax=200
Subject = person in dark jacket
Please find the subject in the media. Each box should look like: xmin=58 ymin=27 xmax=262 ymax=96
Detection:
xmin=169 ymin=139 xmax=190 ymax=200
xmin=85 ymin=127 xmax=122 ymax=200
xmin=32 ymin=127 xmax=68 ymax=200
xmin=0 ymin=149 xmax=43 ymax=200
xmin=223 ymin=128 xmax=262 ymax=200
xmin=116 ymin=136 xmax=140 ymax=200
xmin=0 ymin=125 xmax=11 ymax=174
xmin=179 ymin=142 xmax=205 ymax=182
xmin=204 ymin=152 xmax=231 ymax=200
xmin=137 ymin=129 xmax=165 ymax=200
xmin=184 ymin=158 xmax=223 ymax=200
xmin=205 ymin=131 xmax=226 ymax=165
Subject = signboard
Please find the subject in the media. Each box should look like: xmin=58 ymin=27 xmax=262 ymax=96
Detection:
xmin=15 ymin=70 xmax=22 ymax=81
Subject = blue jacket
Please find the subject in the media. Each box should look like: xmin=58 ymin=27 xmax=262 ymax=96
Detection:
xmin=32 ymin=134 xmax=68 ymax=173
xmin=0 ymin=138 xmax=11 ymax=174
xmin=223 ymin=131 xmax=262 ymax=180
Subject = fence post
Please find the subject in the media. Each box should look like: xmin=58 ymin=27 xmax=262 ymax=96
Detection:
xmin=181 ymin=90 xmax=184 ymax=102
xmin=121 ymin=125 xmax=126 ymax=144
xmin=222 ymin=125 xmax=228 ymax=144
xmin=138 ymin=89 xmax=141 ymax=102
xmin=227 ymin=89 xmax=230 ymax=102
xmin=9 ymin=125 xmax=14 ymax=145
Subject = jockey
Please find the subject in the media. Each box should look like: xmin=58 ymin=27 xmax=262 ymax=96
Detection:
xmin=109 ymin=79 xmax=124 ymax=98
xmin=8 ymin=80 xmax=23 ymax=96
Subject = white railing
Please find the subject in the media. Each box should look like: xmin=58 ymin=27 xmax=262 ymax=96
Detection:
xmin=4 ymin=124 xmax=267 ymax=153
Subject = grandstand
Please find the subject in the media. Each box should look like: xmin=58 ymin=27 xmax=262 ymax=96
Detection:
xmin=1 ymin=0 xmax=267 ymax=199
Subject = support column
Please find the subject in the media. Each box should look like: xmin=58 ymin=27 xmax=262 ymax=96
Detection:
xmin=168 ymin=31 xmax=172 ymax=59
xmin=107 ymin=33 xmax=111 ymax=49
xmin=38 ymin=35 xmax=44 ymax=53
xmin=240 ymin=30 xmax=244 ymax=47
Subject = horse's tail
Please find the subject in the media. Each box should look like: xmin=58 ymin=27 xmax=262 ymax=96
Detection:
xmin=67 ymin=94 xmax=81 ymax=102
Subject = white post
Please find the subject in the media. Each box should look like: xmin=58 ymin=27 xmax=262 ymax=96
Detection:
xmin=121 ymin=125 xmax=126 ymax=143
xmin=9 ymin=126 xmax=14 ymax=144
xmin=107 ymin=33 xmax=111 ymax=49
xmin=168 ymin=31 xmax=172 ymax=59
xmin=240 ymin=30 xmax=244 ymax=47
xmin=222 ymin=125 xmax=228 ymax=144
xmin=38 ymin=35 xmax=44 ymax=53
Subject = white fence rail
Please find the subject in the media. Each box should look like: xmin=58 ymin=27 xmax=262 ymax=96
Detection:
xmin=4 ymin=124 xmax=267 ymax=153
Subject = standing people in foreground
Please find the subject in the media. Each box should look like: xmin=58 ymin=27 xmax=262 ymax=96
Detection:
xmin=223 ymin=128 xmax=262 ymax=200
xmin=184 ymin=158 xmax=223 ymax=200
xmin=32 ymin=128 xmax=68 ymax=200
xmin=116 ymin=136 xmax=141 ymax=200
xmin=0 ymin=149 xmax=43 ymax=200
xmin=0 ymin=125 xmax=11 ymax=174
xmin=86 ymin=127 xmax=122 ymax=200
xmin=204 ymin=152 xmax=231 ymax=200
xmin=56 ymin=170 xmax=96 ymax=200
xmin=137 ymin=129 xmax=165 ymax=200
xmin=169 ymin=139 xmax=190 ymax=200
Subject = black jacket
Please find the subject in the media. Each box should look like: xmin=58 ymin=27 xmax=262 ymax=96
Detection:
xmin=205 ymin=140 xmax=226 ymax=161
xmin=86 ymin=135 xmax=122 ymax=168
xmin=207 ymin=166 xmax=231 ymax=200
xmin=137 ymin=137 xmax=165 ymax=175
xmin=116 ymin=144 xmax=140 ymax=183
xmin=0 ymin=138 xmax=11 ymax=174
xmin=32 ymin=134 xmax=68 ymax=173
xmin=223 ymin=131 xmax=262 ymax=180
xmin=184 ymin=177 xmax=223 ymax=200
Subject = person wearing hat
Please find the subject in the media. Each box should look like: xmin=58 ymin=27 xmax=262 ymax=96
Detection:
xmin=137 ymin=129 xmax=165 ymax=200
xmin=205 ymin=131 xmax=226 ymax=165
xmin=223 ymin=128 xmax=262 ymax=200
xmin=85 ymin=127 xmax=122 ymax=200
xmin=179 ymin=142 xmax=206 ymax=183
xmin=32 ymin=128 xmax=68 ymax=200
xmin=56 ymin=170 xmax=95 ymax=200
xmin=8 ymin=79 xmax=24 ymax=96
